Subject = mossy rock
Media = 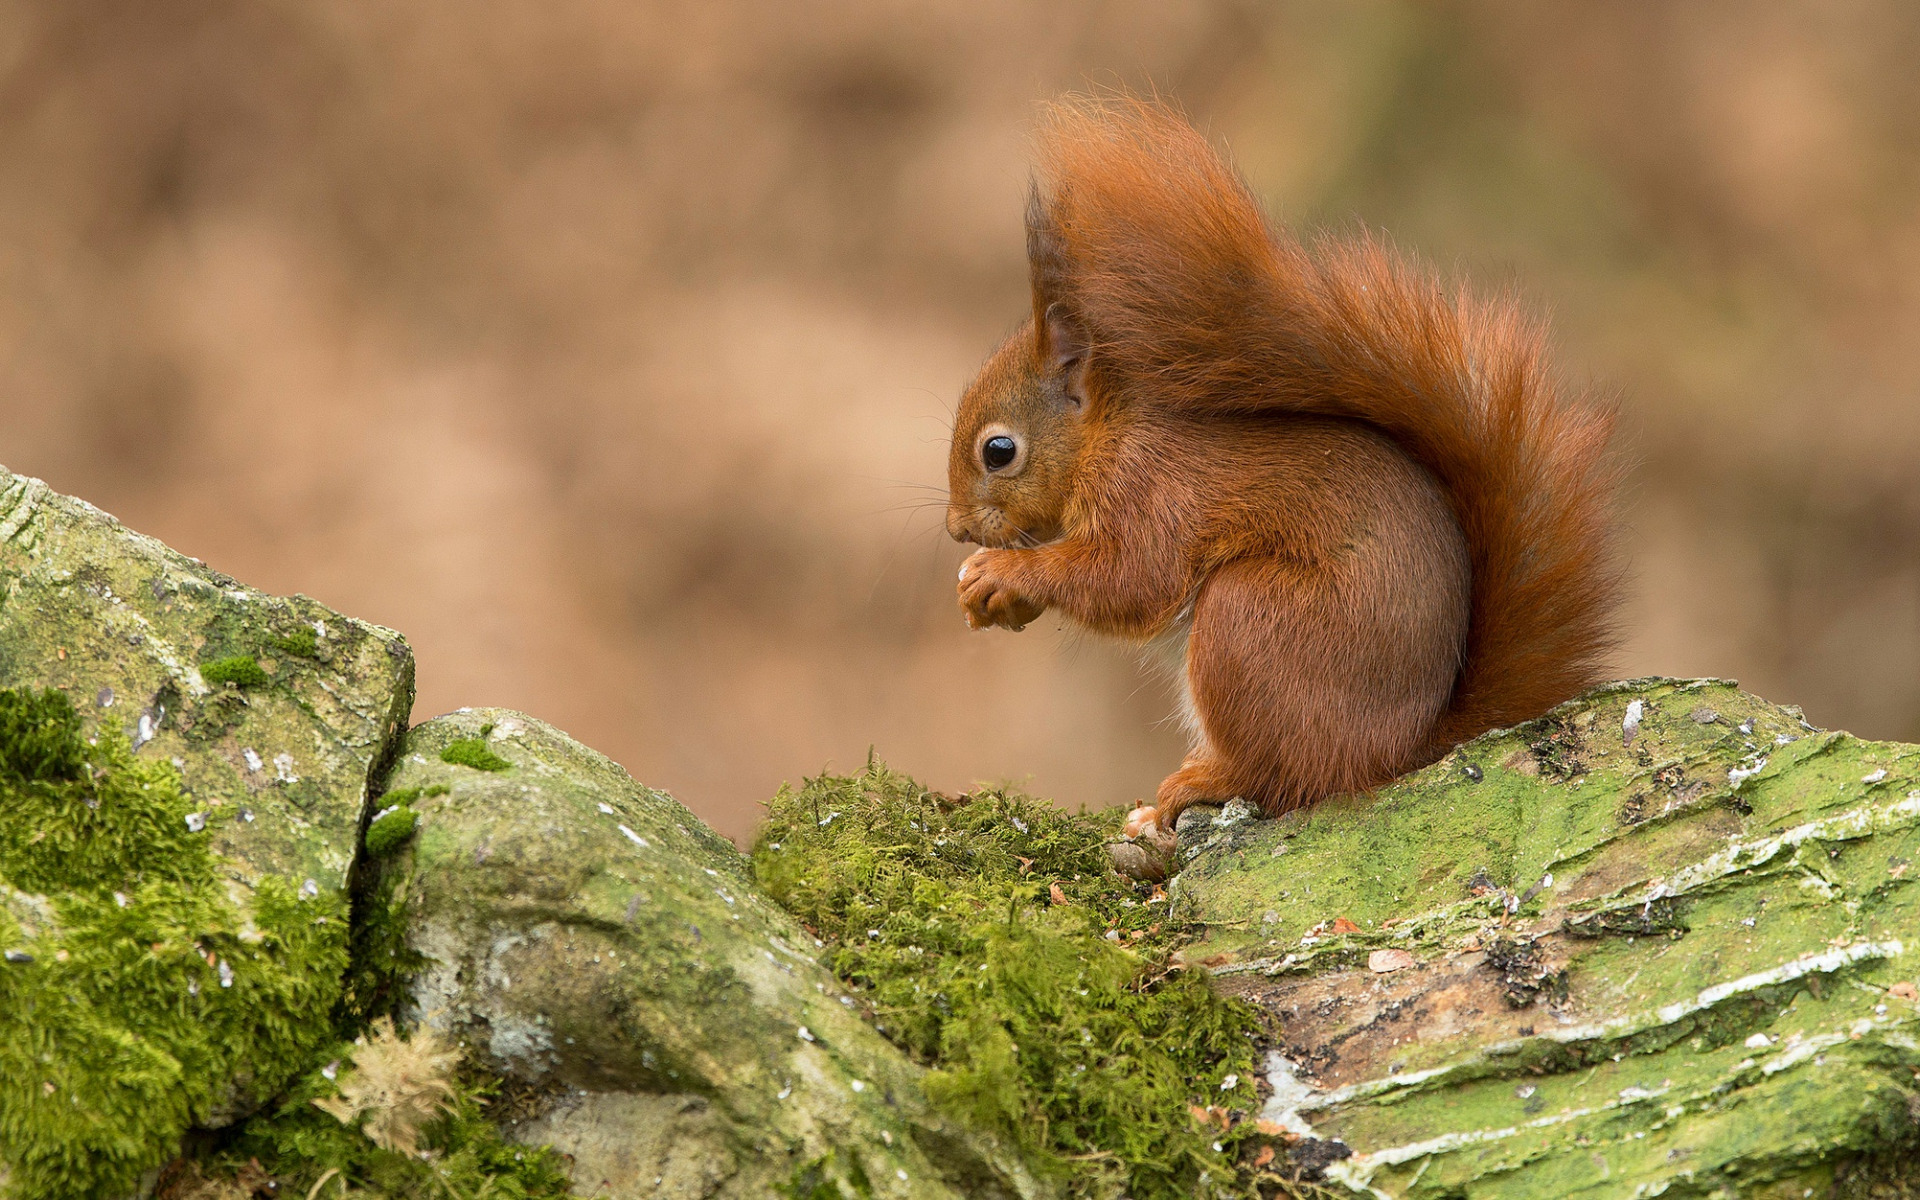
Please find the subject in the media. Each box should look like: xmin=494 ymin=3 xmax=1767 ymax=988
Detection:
xmin=0 ymin=468 xmax=415 ymax=892
xmin=380 ymin=708 xmax=1050 ymax=1200
xmin=0 ymin=468 xmax=415 ymax=1198
xmin=1172 ymin=678 xmax=1920 ymax=1198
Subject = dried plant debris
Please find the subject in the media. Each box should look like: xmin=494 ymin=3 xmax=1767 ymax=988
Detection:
xmin=311 ymin=1017 xmax=460 ymax=1157
xmin=1527 ymin=715 xmax=1588 ymax=780
xmin=1482 ymin=937 xmax=1568 ymax=1008
xmin=185 ymin=1026 xmax=569 ymax=1200
xmin=152 ymin=1158 xmax=275 ymax=1200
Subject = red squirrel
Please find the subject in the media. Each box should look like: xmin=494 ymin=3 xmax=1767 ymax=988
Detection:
xmin=946 ymin=98 xmax=1620 ymax=848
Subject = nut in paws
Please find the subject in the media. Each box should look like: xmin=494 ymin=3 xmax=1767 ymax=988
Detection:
xmin=958 ymin=550 xmax=1046 ymax=631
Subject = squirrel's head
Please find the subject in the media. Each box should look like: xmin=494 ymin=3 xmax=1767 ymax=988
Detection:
xmin=946 ymin=303 xmax=1092 ymax=548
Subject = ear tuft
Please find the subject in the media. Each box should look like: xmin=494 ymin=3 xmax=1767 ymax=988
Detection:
xmin=1028 ymin=180 xmax=1090 ymax=407
xmin=1026 ymin=183 xmax=1066 ymax=307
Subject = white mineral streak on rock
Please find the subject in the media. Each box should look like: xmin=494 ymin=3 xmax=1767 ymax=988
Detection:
xmin=1651 ymin=792 xmax=1920 ymax=900
xmin=1257 ymin=1051 xmax=1322 ymax=1137
xmin=1306 ymin=940 xmax=1905 ymax=1116
xmin=1728 ymin=756 xmax=1768 ymax=788
xmin=488 ymin=1014 xmax=555 ymax=1076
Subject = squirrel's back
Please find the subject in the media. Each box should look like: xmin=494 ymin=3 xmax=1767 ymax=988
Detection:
xmin=1029 ymin=98 xmax=1621 ymax=756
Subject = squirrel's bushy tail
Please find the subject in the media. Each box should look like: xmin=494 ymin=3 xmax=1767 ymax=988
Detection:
xmin=1032 ymin=97 xmax=1622 ymax=754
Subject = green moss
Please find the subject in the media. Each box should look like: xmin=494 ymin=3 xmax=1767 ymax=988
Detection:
xmin=271 ymin=628 xmax=320 ymax=660
xmin=370 ymin=784 xmax=447 ymax=809
xmin=362 ymin=783 xmax=447 ymax=849
xmin=440 ymin=738 xmax=510 ymax=772
xmin=365 ymin=807 xmax=419 ymax=856
xmin=208 ymin=1057 xmax=572 ymax=1199
xmin=779 ymin=1150 xmax=876 ymax=1199
xmin=752 ymin=759 xmax=1268 ymax=1200
xmin=0 ymin=688 xmax=347 ymax=1200
xmin=0 ymin=689 xmax=210 ymax=894
xmin=200 ymin=654 xmax=270 ymax=689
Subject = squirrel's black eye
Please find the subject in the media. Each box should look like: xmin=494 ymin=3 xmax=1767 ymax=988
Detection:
xmin=982 ymin=435 xmax=1018 ymax=471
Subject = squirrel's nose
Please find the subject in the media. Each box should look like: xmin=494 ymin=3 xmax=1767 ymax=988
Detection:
xmin=945 ymin=508 xmax=976 ymax=544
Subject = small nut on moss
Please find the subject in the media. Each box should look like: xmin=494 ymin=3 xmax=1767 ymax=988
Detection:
xmin=1108 ymin=829 xmax=1176 ymax=882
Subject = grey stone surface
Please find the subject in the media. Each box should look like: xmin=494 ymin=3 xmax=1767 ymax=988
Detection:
xmin=382 ymin=707 xmax=1050 ymax=1200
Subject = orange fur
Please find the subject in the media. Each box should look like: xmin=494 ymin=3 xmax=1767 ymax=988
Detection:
xmin=948 ymin=98 xmax=1621 ymax=825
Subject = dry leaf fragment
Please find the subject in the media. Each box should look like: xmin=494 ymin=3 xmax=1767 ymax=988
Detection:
xmin=312 ymin=1016 xmax=460 ymax=1156
xmin=1253 ymin=1145 xmax=1276 ymax=1168
xmin=1329 ymin=917 xmax=1361 ymax=935
xmin=1369 ymin=948 xmax=1415 ymax=973
xmin=1188 ymin=1104 xmax=1232 ymax=1129
xmin=1253 ymin=1119 xmax=1288 ymax=1136
xmin=1049 ymin=882 xmax=1068 ymax=905
xmin=1889 ymin=981 xmax=1918 ymax=1001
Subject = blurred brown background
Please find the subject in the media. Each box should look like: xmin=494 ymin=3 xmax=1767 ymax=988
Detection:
xmin=2 ymin=0 xmax=1917 ymax=841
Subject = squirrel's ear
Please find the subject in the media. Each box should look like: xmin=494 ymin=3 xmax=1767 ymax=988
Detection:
xmin=1042 ymin=302 xmax=1091 ymax=408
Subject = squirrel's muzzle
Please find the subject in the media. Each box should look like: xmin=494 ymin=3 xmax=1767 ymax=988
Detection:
xmin=945 ymin=506 xmax=979 ymax=544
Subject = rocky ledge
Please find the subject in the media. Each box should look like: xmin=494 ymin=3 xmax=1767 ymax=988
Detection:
xmin=1171 ymin=677 xmax=1920 ymax=1198
xmin=0 ymin=463 xmax=1915 ymax=1200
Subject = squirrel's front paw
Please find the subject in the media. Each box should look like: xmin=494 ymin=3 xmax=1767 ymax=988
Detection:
xmin=957 ymin=549 xmax=1046 ymax=631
